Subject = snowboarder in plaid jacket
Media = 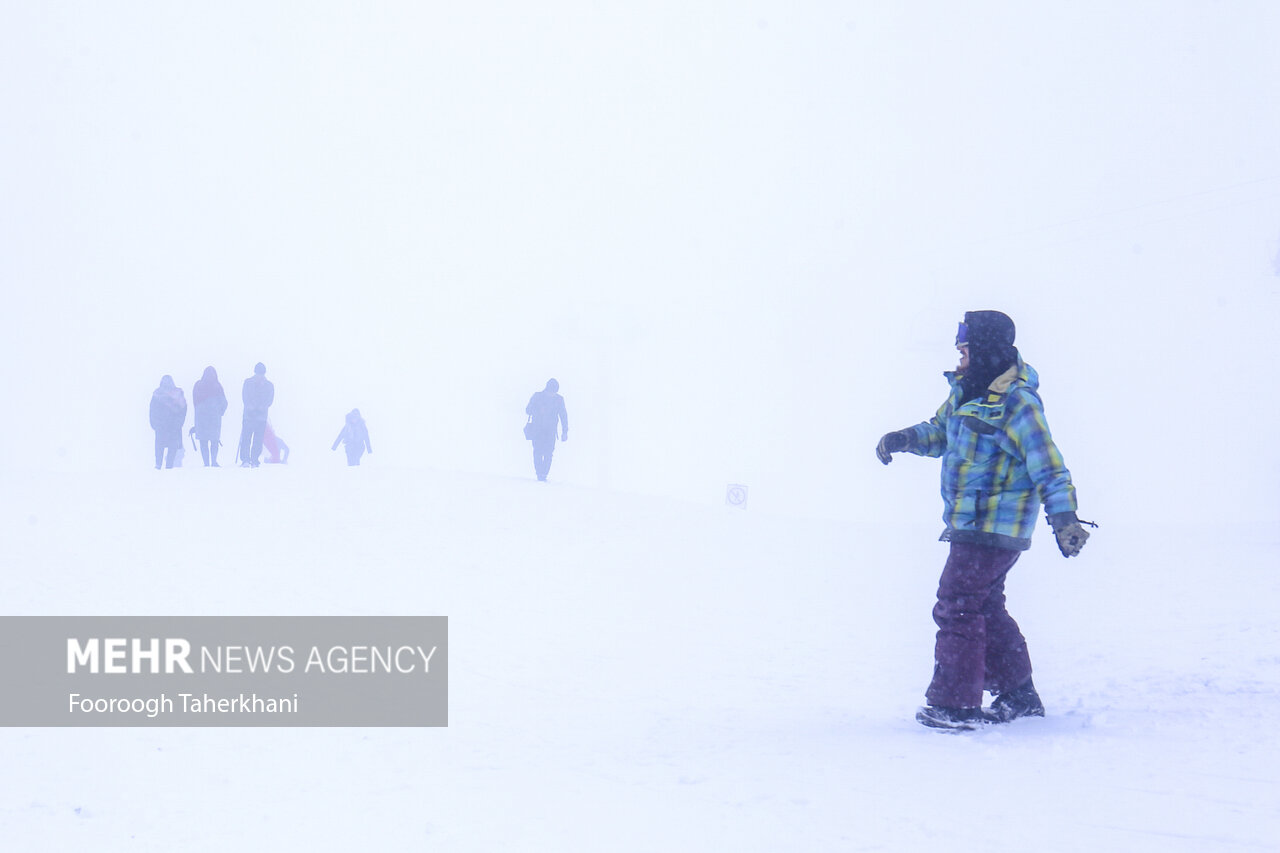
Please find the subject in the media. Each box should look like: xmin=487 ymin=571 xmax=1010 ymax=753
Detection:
xmin=876 ymin=310 xmax=1092 ymax=730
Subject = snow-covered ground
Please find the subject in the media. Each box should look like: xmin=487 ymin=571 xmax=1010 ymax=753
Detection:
xmin=3 ymin=464 xmax=1277 ymax=851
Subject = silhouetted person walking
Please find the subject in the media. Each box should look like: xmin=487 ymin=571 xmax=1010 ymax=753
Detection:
xmin=149 ymin=375 xmax=187 ymax=469
xmin=525 ymin=378 xmax=568 ymax=481
xmin=239 ymin=362 xmax=275 ymax=467
xmin=331 ymin=409 xmax=372 ymax=466
xmin=191 ymin=366 xmax=228 ymax=467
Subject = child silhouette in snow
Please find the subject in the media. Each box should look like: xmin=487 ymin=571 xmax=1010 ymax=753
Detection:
xmin=262 ymin=422 xmax=290 ymax=464
xmin=332 ymin=409 xmax=372 ymax=466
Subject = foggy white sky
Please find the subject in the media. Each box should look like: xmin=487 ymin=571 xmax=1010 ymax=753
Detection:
xmin=3 ymin=3 xmax=1278 ymax=524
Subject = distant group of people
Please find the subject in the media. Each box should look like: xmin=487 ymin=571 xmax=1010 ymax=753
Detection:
xmin=150 ymin=368 xmax=570 ymax=480
xmin=148 ymin=362 xmax=354 ymax=469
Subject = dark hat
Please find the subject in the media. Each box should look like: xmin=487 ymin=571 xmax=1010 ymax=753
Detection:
xmin=254 ymin=362 xmax=266 ymax=375
xmin=545 ymin=378 xmax=559 ymax=392
xmin=961 ymin=311 xmax=1016 ymax=351
xmin=957 ymin=311 xmax=1018 ymax=403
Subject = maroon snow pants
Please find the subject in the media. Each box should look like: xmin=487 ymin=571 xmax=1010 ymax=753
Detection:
xmin=925 ymin=542 xmax=1033 ymax=709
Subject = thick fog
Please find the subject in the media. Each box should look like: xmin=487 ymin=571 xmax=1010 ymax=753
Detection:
xmin=3 ymin=3 xmax=1278 ymax=526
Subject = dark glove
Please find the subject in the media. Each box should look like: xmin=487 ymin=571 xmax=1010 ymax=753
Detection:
xmin=875 ymin=430 xmax=911 ymax=465
xmin=1048 ymin=511 xmax=1090 ymax=558
xmin=561 ymin=430 xmax=568 ymax=442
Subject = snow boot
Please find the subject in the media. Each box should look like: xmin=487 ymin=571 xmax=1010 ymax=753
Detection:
xmin=915 ymin=705 xmax=997 ymax=731
xmin=990 ymin=678 xmax=1045 ymax=722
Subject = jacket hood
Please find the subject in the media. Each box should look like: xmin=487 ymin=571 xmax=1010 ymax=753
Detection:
xmin=153 ymin=376 xmax=185 ymax=404
xmin=544 ymin=378 xmax=559 ymax=393
xmin=963 ymin=310 xmax=1016 ymax=351
xmin=193 ymin=367 xmax=224 ymax=405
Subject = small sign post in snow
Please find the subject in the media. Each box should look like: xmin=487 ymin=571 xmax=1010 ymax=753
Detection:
xmin=725 ymin=484 xmax=748 ymax=509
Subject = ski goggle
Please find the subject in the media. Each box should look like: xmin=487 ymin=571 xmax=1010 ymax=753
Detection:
xmin=955 ymin=322 xmax=968 ymax=346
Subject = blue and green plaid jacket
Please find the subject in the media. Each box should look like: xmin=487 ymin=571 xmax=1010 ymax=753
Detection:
xmin=906 ymin=357 xmax=1077 ymax=551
